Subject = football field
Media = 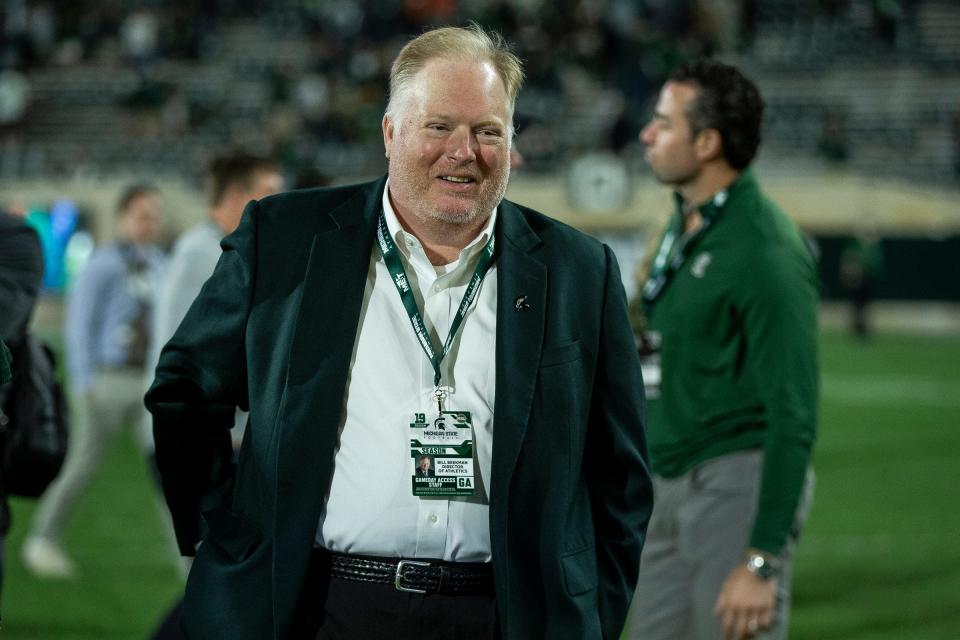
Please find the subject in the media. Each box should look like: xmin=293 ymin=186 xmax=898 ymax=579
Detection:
xmin=790 ymin=331 xmax=960 ymax=640
xmin=3 ymin=330 xmax=959 ymax=639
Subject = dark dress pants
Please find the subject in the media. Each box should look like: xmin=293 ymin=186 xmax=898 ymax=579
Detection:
xmin=297 ymin=551 xmax=500 ymax=640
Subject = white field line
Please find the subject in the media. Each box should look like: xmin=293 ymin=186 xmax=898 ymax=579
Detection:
xmin=821 ymin=374 xmax=960 ymax=407
xmin=799 ymin=533 xmax=900 ymax=556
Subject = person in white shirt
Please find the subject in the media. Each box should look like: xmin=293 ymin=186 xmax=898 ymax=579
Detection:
xmin=152 ymin=152 xmax=282 ymax=353
xmin=146 ymin=25 xmax=653 ymax=640
xmin=145 ymin=151 xmax=282 ymax=455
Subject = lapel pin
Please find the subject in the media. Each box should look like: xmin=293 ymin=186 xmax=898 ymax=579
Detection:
xmin=514 ymin=295 xmax=530 ymax=311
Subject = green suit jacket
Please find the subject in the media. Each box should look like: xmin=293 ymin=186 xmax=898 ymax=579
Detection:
xmin=146 ymin=177 xmax=653 ymax=639
xmin=0 ymin=340 xmax=10 ymax=387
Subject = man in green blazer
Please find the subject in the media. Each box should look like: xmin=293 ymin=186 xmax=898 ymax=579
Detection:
xmin=147 ymin=25 xmax=652 ymax=640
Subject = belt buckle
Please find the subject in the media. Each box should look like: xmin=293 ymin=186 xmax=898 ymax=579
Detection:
xmin=395 ymin=559 xmax=431 ymax=594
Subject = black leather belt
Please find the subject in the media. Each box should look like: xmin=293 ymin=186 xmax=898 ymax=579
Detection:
xmin=321 ymin=550 xmax=495 ymax=595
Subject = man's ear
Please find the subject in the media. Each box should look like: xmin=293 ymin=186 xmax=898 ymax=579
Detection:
xmin=382 ymin=115 xmax=394 ymax=159
xmin=695 ymin=128 xmax=723 ymax=163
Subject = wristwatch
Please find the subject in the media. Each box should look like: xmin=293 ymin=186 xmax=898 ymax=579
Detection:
xmin=745 ymin=552 xmax=781 ymax=580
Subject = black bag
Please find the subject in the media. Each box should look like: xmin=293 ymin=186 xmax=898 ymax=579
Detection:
xmin=0 ymin=335 xmax=69 ymax=498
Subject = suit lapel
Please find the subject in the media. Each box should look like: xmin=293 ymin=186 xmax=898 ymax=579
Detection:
xmin=284 ymin=179 xmax=383 ymax=390
xmin=490 ymin=201 xmax=546 ymax=509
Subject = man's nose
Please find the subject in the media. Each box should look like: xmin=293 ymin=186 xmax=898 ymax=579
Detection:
xmin=447 ymin=128 xmax=478 ymax=162
xmin=640 ymin=123 xmax=654 ymax=145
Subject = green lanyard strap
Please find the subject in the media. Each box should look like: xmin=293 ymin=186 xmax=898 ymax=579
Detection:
xmin=642 ymin=190 xmax=728 ymax=310
xmin=376 ymin=212 xmax=495 ymax=396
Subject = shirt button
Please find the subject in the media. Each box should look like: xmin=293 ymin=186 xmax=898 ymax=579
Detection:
xmin=432 ymin=283 xmax=442 ymax=293
xmin=429 ymin=514 xmax=438 ymax=524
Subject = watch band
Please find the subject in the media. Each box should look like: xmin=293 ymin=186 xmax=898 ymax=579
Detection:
xmin=745 ymin=552 xmax=781 ymax=580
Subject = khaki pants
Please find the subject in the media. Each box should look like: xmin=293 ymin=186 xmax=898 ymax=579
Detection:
xmin=28 ymin=368 xmax=146 ymax=541
xmin=627 ymin=450 xmax=815 ymax=640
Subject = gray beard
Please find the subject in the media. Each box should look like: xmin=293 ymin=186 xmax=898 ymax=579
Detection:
xmin=419 ymin=202 xmax=490 ymax=226
xmin=405 ymin=176 xmax=509 ymax=229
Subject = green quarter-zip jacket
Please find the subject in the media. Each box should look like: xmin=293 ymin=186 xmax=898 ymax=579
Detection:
xmin=644 ymin=169 xmax=819 ymax=555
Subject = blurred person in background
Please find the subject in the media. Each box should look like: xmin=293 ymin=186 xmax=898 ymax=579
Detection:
xmin=146 ymin=24 xmax=652 ymax=640
xmin=0 ymin=207 xmax=44 ymax=599
xmin=144 ymin=152 xmax=281 ymax=640
xmin=291 ymin=166 xmax=330 ymax=190
xmin=22 ymin=184 xmax=165 ymax=578
xmin=148 ymin=151 xmax=282 ymax=425
xmin=629 ymin=61 xmax=818 ymax=640
xmin=0 ymin=62 xmax=31 ymax=148
xmin=839 ymin=230 xmax=884 ymax=340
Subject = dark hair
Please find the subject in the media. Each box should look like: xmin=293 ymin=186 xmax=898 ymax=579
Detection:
xmin=116 ymin=184 xmax=158 ymax=215
xmin=669 ymin=60 xmax=763 ymax=170
xmin=208 ymin=151 xmax=279 ymax=206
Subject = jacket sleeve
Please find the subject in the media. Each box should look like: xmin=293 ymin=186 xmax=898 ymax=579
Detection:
xmin=145 ymin=201 xmax=258 ymax=555
xmin=0 ymin=340 xmax=11 ymax=386
xmin=741 ymin=244 xmax=818 ymax=555
xmin=586 ymin=244 xmax=654 ymax=638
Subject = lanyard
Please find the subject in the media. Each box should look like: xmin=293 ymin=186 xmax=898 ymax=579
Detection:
xmin=641 ymin=189 xmax=729 ymax=310
xmin=376 ymin=212 xmax=495 ymax=410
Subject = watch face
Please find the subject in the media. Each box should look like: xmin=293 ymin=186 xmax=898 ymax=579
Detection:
xmin=566 ymin=152 xmax=633 ymax=214
xmin=747 ymin=554 xmax=779 ymax=580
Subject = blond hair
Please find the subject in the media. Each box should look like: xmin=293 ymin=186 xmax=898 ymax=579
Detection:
xmin=385 ymin=24 xmax=524 ymax=127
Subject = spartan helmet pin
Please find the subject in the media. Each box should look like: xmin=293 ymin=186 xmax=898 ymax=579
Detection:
xmin=514 ymin=295 xmax=530 ymax=311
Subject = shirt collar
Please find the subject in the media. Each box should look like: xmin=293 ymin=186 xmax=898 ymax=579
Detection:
xmin=672 ymin=167 xmax=757 ymax=222
xmin=381 ymin=178 xmax=498 ymax=271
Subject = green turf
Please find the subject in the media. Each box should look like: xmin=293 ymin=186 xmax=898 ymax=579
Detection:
xmin=2 ymin=429 xmax=183 ymax=639
xmin=3 ymin=331 xmax=960 ymax=638
xmin=791 ymin=331 xmax=960 ymax=640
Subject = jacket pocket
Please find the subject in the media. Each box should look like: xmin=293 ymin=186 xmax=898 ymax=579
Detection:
xmin=561 ymin=545 xmax=598 ymax=596
xmin=184 ymin=525 xmax=273 ymax=640
xmin=202 ymin=508 xmax=264 ymax=562
xmin=540 ymin=340 xmax=583 ymax=368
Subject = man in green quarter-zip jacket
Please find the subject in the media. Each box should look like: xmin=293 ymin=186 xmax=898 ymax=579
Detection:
xmin=627 ymin=61 xmax=818 ymax=640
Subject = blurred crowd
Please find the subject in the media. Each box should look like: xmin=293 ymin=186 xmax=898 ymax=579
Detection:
xmin=1 ymin=0 xmax=727 ymax=179
xmin=3 ymin=0 xmax=937 ymax=183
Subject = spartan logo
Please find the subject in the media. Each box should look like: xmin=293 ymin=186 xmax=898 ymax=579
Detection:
xmin=691 ymin=252 xmax=712 ymax=278
xmin=434 ymin=416 xmax=447 ymax=431
xmin=394 ymin=273 xmax=410 ymax=292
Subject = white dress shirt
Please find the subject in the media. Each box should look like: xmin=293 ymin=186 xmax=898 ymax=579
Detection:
xmin=316 ymin=181 xmax=498 ymax=562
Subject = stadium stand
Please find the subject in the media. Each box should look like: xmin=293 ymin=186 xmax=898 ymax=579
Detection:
xmin=2 ymin=1 xmax=958 ymax=187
